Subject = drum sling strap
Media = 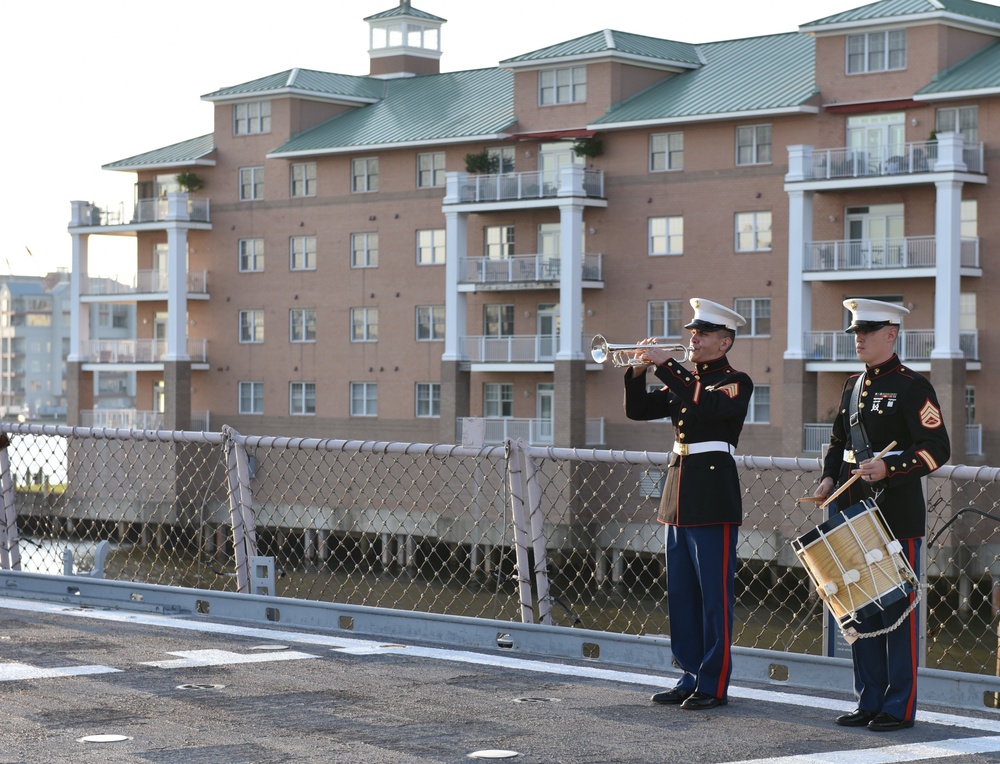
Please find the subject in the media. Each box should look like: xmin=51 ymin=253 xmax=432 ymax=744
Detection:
xmin=848 ymin=372 xmax=874 ymax=464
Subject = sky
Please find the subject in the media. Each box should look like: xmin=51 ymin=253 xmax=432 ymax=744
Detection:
xmin=3 ymin=0 xmax=873 ymax=279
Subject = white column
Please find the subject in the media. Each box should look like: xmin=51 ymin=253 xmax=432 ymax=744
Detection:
xmin=784 ymin=189 xmax=813 ymax=359
xmin=68 ymin=203 xmax=90 ymax=363
xmin=443 ymin=209 xmax=468 ymax=361
xmin=162 ymin=224 xmax=190 ymax=362
xmin=932 ymin=179 xmax=964 ymax=359
xmin=557 ymin=199 xmax=584 ymax=360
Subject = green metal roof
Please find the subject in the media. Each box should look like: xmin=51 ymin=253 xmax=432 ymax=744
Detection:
xmin=102 ymin=134 xmax=215 ymax=172
xmin=917 ymin=38 xmax=1000 ymax=95
xmin=501 ymin=29 xmax=702 ymax=69
xmin=364 ymin=1 xmax=445 ymax=23
xmin=802 ymin=0 xmax=1000 ymax=29
xmin=592 ymin=33 xmax=817 ymax=126
xmin=202 ymin=68 xmax=385 ymax=103
xmin=269 ymin=68 xmax=515 ymax=156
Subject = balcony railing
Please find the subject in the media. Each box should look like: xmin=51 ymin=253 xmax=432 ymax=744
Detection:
xmin=83 ymin=269 xmax=209 ymax=296
xmin=461 ymin=334 xmax=591 ymax=363
xmin=86 ymin=197 xmax=211 ymax=226
xmin=805 ymin=330 xmax=978 ymax=362
xmin=804 ymin=237 xmax=980 ymax=272
xmin=460 ymin=254 xmax=602 ymax=285
xmin=454 ymin=170 xmax=604 ymax=203
xmin=81 ymin=409 xmax=211 ymax=431
xmin=804 ymin=422 xmax=983 ymax=456
xmin=809 ymin=141 xmax=984 ymax=180
xmin=456 ymin=416 xmax=605 ymax=446
xmin=82 ymin=339 xmax=208 ymax=364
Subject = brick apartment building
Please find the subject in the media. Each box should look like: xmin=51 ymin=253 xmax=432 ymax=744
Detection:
xmin=66 ymin=0 xmax=995 ymax=462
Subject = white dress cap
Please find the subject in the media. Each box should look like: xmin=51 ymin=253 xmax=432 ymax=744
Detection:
xmin=684 ymin=298 xmax=747 ymax=331
xmin=843 ymin=298 xmax=910 ymax=334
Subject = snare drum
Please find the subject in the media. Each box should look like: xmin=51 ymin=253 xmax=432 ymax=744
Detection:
xmin=792 ymin=500 xmax=916 ymax=627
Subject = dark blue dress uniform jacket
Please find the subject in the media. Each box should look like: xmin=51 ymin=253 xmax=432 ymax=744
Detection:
xmin=624 ymin=355 xmax=752 ymax=526
xmin=821 ymin=354 xmax=951 ymax=540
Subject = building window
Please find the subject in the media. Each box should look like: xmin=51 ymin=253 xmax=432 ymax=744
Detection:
xmin=966 ymin=386 xmax=976 ymax=425
xmin=736 ymin=125 xmax=772 ymax=165
xmin=233 ymin=101 xmax=271 ymax=135
xmin=239 ymin=381 xmax=263 ymax=414
xmin=351 ymin=232 xmax=379 ymax=268
xmin=239 ymin=238 xmax=264 ymax=272
xmin=937 ymin=106 xmax=978 ymax=143
xmin=747 ymin=385 xmax=770 ymax=424
xmin=539 ymin=66 xmax=586 ymax=105
xmin=417 ymin=152 xmax=446 ymax=188
xmin=351 ymin=382 xmax=378 ymax=416
xmin=239 ymin=310 xmax=264 ymax=343
xmin=290 ymin=308 xmax=316 ymax=343
xmin=291 ymin=162 xmax=317 ymax=197
xmin=352 ymin=157 xmax=379 ymax=192
xmin=735 ymin=211 xmax=772 ymax=252
xmin=487 ymin=146 xmax=515 ymax=174
xmin=484 ymin=382 xmax=514 ymax=418
xmin=416 ymin=305 xmax=445 ymax=340
xmin=416 ymin=382 xmax=441 ymax=417
xmin=734 ymin=298 xmax=771 ymax=336
xmin=649 ymin=300 xmax=684 ymax=338
xmin=290 ymin=382 xmax=316 ymax=416
xmin=484 ymin=304 xmax=514 ymax=337
xmin=290 ymin=235 xmax=317 ymax=271
xmin=649 ymin=216 xmax=683 ymax=256
xmin=847 ymin=30 xmax=906 ymax=74
xmin=961 ymin=199 xmax=977 ymax=239
xmin=650 ymin=132 xmax=683 ymax=172
xmin=417 ymin=229 xmax=446 ymax=265
xmin=485 ymin=225 xmax=514 ymax=259
xmin=239 ymin=167 xmax=264 ymax=201
xmin=351 ymin=307 xmax=378 ymax=342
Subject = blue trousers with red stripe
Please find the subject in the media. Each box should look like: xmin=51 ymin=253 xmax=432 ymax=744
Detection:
xmin=665 ymin=523 xmax=737 ymax=699
xmin=850 ymin=537 xmax=921 ymax=721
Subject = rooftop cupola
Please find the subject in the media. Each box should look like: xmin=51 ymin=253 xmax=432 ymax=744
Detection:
xmin=365 ymin=0 xmax=447 ymax=79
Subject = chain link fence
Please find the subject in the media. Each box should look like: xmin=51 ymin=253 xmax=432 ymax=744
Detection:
xmin=4 ymin=423 xmax=1000 ymax=681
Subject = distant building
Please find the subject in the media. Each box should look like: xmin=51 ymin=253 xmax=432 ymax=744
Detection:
xmin=1 ymin=271 xmax=135 ymax=421
xmin=66 ymin=0 xmax=993 ymax=459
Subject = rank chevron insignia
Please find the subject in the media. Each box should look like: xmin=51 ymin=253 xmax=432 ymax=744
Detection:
xmin=919 ymin=399 xmax=943 ymax=428
xmin=715 ymin=383 xmax=740 ymax=399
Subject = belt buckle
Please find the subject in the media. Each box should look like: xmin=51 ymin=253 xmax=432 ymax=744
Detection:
xmin=677 ymin=443 xmax=689 ymax=456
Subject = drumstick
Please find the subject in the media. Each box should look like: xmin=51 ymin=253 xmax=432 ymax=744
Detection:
xmin=819 ymin=440 xmax=897 ymax=510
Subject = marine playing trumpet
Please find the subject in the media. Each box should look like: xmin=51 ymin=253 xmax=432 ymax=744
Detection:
xmin=590 ymin=334 xmax=691 ymax=366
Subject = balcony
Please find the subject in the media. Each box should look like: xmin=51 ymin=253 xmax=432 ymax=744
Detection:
xmin=804 ymin=422 xmax=982 ymax=457
xmin=456 ymin=416 xmax=605 ymax=447
xmin=810 ymin=142 xmax=983 ymax=180
xmin=804 ymin=329 xmax=979 ymax=370
xmin=460 ymin=334 xmax=594 ymax=369
xmin=81 ymin=409 xmax=211 ymax=431
xmin=81 ymin=339 xmax=208 ymax=366
xmin=459 ymin=254 xmax=603 ymax=290
xmin=804 ymin=237 xmax=980 ymax=279
xmin=69 ymin=195 xmax=211 ymax=232
xmin=82 ymin=270 xmax=209 ymax=298
xmin=444 ymin=166 xmax=608 ymax=212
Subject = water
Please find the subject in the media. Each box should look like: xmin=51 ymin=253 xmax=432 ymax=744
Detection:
xmin=5 ymin=433 xmax=68 ymax=485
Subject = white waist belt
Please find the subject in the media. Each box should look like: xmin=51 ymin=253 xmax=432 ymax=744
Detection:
xmin=673 ymin=441 xmax=735 ymax=457
xmin=843 ymin=449 xmax=902 ymax=463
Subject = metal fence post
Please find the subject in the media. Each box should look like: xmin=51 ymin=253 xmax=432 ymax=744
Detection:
xmin=521 ymin=441 xmax=552 ymax=625
xmin=506 ymin=439 xmax=535 ymax=623
xmin=0 ymin=433 xmax=20 ymax=570
xmin=222 ymin=426 xmax=258 ymax=593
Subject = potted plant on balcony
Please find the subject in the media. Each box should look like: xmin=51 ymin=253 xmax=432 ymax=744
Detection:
xmin=464 ymin=150 xmax=498 ymax=174
xmin=175 ymin=171 xmax=205 ymax=193
xmin=572 ymin=136 xmax=603 ymax=159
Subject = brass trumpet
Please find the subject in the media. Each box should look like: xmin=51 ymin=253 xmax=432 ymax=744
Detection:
xmin=590 ymin=334 xmax=691 ymax=366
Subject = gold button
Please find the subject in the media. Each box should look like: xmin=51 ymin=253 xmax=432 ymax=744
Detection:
xmin=859 ymin=403 xmax=865 ymax=409
xmin=861 ymin=391 xmax=868 ymax=397
xmin=709 ymin=466 xmax=716 ymax=470
xmin=865 ymin=379 xmax=871 ymax=386
xmin=678 ymin=433 xmax=686 ymax=440
xmin=681 ymin=408 xmax=687 ymax=413
xmin=678 ymin=420 xmax=684 ymax=426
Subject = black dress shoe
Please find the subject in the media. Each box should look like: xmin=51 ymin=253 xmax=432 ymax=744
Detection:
xmin=680 ymin=692 xmax=727 ymax=710
xmin=867 ymin=712 xmax=914 ymax=731
xmin=835 ymin=709 xmax=878 ymax=727
xmin=650 ymin=687 xmax=691 ymax=705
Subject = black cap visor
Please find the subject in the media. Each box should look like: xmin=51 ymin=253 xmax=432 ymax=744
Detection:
xmin=684 ymin=319 xmax=728 ymax=331
xmin=846 ymin=320 xmax=892 ymax=334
